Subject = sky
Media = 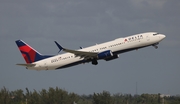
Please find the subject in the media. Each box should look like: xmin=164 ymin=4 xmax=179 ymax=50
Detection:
xmin=0 ymin=0 xmax=180 ymax=95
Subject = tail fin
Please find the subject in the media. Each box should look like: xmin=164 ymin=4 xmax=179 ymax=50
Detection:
xmin=15 ymin=40 xmax=45 ymax=63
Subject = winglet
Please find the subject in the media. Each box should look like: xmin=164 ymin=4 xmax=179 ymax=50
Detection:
xmin=54 ymin=41 xmax=64 ymax=53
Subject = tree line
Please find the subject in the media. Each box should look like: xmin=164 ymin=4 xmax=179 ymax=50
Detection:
xmin=0 ymin=87 xmax=179 ymax=104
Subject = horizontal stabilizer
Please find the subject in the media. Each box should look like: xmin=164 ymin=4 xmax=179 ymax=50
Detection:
xmin=16 ymin=63 xmax=36 ymax=67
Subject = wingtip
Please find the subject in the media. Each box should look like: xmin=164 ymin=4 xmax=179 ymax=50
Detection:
xmin=54 ymin=41 xmax=58 ymax=44
xmin=54 ymin=41 xmax=64 ymax=54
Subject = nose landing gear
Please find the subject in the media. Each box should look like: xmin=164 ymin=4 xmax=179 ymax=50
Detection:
xmin=153 ymin=45 xmax=158 ymax=49
xmin=152 ymin=43 xmax=159 ymax=49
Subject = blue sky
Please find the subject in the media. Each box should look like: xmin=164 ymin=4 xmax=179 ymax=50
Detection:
xmin=0 ymin=0 xmax=180 ymax=95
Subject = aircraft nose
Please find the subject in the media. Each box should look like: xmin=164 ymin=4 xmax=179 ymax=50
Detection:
xmin=159 ymin=34 xmax=166 ymax=40
xmin=161 ymin=34 xmax=166 ymax=39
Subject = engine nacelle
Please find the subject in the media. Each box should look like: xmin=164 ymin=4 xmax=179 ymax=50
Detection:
xmin=98 ymin=50 xmax=113 ymax=59
xmin=105 ymin=54 xmax=119 ymax=61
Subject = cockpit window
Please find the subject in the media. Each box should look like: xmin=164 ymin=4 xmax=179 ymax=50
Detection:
xmin=153 ymin=33 xmax=159 ymax=36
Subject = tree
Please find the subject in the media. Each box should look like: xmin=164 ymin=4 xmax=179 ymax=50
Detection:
xmin=93 ymin=91 xmax=113 ymax=104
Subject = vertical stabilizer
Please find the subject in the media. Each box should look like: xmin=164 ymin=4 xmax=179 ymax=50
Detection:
xmin=15 ymin=40 xmax=44 ymax=63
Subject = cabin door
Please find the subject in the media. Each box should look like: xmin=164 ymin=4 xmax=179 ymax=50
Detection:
xmin=44 ymin=61 xmax=48 ymax=70
xmin=146 ymin=35 xmax=150 ymax=41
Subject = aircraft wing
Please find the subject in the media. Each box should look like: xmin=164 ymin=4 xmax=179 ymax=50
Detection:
xmin=63 ymin=48 xmax=98 ymax=59
xmin=54 ymin=41 xmax=98 ymax=59
xmin=16 ymin=63 xmax=36 ymax=67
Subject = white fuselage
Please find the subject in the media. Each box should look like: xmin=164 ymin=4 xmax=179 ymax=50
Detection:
xmin=28 ymin=32 xmax=165 ymax=70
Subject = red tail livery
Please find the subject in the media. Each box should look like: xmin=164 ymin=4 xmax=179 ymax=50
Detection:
xmin=15 ymin=40 xmax=51 ymax=63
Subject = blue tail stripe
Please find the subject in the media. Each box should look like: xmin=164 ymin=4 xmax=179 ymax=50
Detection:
xmin=16 ymin=40 xmax=26 ymax=47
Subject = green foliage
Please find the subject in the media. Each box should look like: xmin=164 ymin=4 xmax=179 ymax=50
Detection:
xmin=0 ymin=87 xmax=180 ymax=104
xmin=93 ymin=91 xmax=113 ymax=104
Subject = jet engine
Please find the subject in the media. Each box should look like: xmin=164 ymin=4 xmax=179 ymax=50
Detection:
xmin=105 ymin=54 xmax=119 ymax=61
xmin=97 ymin=50 xmax=113 ymax=59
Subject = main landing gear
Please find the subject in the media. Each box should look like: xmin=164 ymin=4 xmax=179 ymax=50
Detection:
xmin=92 ymin=59 xmax=98 ymax=65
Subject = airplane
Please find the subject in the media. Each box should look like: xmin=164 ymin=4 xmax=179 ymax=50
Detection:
xmin=15 ymin=32 xmax=166 ymax=70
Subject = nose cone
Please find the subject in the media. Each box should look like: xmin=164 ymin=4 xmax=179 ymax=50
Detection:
xmin=159 ymin=34 xmax=166 ymax=40
xmin=162 ymin=34 xmax=166 ymax=39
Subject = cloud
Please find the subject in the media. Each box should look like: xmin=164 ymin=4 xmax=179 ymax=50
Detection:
xmin=130 ymin=0 xmax=167 ymax=9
